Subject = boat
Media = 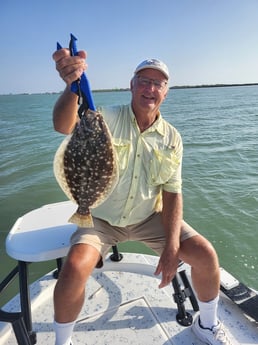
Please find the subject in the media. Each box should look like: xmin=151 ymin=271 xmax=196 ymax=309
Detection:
xmin=0 ymin=201 xmax=258 ymax=344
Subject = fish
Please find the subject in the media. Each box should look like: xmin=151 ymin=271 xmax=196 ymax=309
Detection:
xmin=53 ymin=109 xmax=118 ymax=227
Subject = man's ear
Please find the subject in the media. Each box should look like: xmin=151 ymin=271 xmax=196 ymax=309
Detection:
xmin=163 ymin=87 xmax=169 ymax=99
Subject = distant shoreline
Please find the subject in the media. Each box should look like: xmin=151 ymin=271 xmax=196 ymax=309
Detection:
xmin=93 ymin=82 xmax=258 ymax=92
xmin=170 ymin=82 xmax=258 ymax=90
xmin=1 ymin=82 xmax=258 ymax=96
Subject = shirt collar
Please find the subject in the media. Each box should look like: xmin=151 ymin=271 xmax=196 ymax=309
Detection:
xmin=150 ymin=112 xmax=165 ymax=136
xmin=129 ymin=105 xmax=165 ymax=136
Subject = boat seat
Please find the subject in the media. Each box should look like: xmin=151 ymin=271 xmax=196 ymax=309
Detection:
xmin=4 ymin=201 xmax=198 ymax=344
xmin=4 ymin=201 xmax=78 ymax=344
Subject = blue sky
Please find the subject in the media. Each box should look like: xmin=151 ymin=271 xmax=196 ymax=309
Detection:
xmin=1 ymin=0 xmax=258 ymax=94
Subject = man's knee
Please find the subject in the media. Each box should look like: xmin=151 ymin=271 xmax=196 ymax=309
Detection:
xmin=61 ymin=243 xmax=101 ymax=279
xmin=180 ymin=235 xmax=219 ymax=268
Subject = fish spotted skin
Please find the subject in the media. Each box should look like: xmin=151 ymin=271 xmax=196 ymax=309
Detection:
xmin=54 ymin=109 xmax=118 ymax=227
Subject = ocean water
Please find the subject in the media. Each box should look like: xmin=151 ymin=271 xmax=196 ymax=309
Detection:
xmin=0 ymin=86 xmax=257 ymax=301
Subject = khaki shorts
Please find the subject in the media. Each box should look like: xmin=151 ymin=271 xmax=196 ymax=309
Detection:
xmin=70 ymin=212 xmax=198 ymax=266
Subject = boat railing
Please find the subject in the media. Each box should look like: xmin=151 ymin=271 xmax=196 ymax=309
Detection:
xmin=0 ymin=265 xmax=31 ymax=345
xmin=0 ymin=258 xmax=63 ymax=345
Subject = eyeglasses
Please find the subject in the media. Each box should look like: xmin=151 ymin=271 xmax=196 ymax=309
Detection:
xmin=136 ymin=76 xmax=168 ymax=91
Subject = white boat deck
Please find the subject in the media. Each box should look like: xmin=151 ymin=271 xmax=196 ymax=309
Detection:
xmin=1 ymin=253 xmax=258 ymax=345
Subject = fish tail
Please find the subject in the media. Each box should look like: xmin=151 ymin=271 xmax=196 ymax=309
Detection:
xmin=68 ymin=212 xmax=94 ymax=228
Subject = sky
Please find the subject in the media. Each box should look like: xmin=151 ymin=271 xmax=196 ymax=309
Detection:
xmin=1 ymin=0 xmax=258 ymax=94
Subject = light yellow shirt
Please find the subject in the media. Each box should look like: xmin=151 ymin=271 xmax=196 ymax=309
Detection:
xmin=92 ymin=104 xmax=183 ymax=226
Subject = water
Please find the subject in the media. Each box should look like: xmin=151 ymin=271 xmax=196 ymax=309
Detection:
xmin=0 ymin=86 xmax=257 ymax=303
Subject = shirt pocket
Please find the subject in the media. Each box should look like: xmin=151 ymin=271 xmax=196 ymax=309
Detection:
xmin=149 ymin=148 xmax=180 ymax=186
xmin=113 ymin=138 xmax=131 ymax=175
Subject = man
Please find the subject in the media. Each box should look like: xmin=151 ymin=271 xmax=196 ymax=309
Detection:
xmin=52 ymin=47 xmax=235 ymax=345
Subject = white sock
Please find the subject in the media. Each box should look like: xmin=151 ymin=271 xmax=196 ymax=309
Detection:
xmin=54 ymin=320 xmax=75 ymax=345
xmin=198 ymin=295 xmax=219 ymax=329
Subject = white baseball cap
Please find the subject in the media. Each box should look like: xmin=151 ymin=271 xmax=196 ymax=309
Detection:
xmin=134 ymin=59 xmax=169 ymax=79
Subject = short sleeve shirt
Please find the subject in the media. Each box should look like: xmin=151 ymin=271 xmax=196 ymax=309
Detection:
xmin=91 ymin=104 xmax=183 ymax=226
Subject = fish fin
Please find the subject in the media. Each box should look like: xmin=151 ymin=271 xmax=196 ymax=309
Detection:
xmin=68 ymin=213 xmax=94 ymax=228
xmin=53 ymin=134 xmax=75 ymax=202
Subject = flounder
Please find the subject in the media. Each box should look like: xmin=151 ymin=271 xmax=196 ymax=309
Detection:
xmin=54 ymin=109 xmax=118 ymax=227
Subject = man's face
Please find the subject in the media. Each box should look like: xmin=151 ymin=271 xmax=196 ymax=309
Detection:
xmin=131 ymin=69 xmax=168 ymax=114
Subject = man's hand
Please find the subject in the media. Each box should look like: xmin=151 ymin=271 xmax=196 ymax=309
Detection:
xmin=154 ymin=245 xmax=180 ymax=288
xmin=52 ymin=48 xmax=87 ymax=86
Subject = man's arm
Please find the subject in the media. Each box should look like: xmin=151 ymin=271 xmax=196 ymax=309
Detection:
xmin=53 ymin=86 xmax=79 ymax=134
xmin=155 ymin=191 xmax=183 ymax=288
xmin=52 ymin=48 xmax=87 ymax=134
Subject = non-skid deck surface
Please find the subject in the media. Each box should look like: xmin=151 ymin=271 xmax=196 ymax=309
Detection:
xmin=1 ymin=254 xmax=258 ymax=344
